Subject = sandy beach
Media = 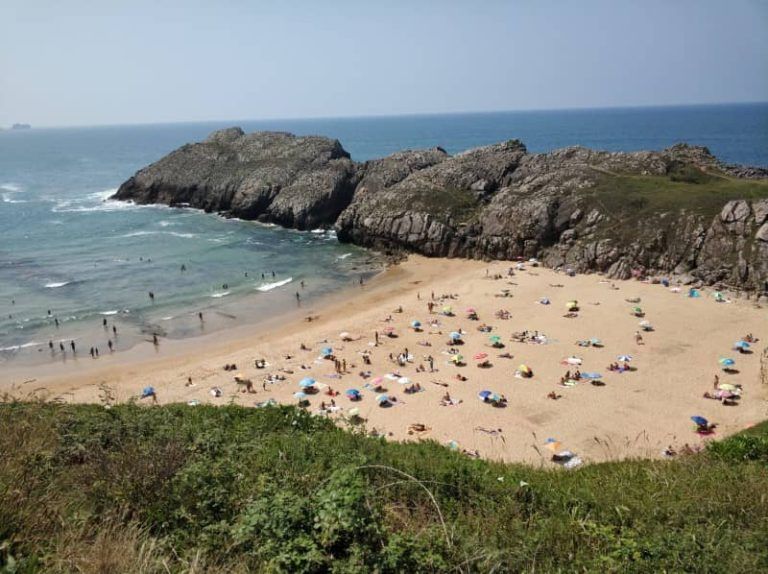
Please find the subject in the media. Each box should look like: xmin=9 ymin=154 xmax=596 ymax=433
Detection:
xmin=2 ymin=256 xmax=766 ymax=464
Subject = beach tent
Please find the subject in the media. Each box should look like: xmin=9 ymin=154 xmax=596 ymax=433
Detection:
xmin=713 ymin=291 xmax=725 ymax=302
xmin=688 ymin=288 xmax=701 ymax=298
xmin=299 ymin=377 xmax=316 ymax=388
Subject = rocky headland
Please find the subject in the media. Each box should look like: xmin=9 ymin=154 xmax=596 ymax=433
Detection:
xmin=113 ymin=128 xmax=768 ymax=291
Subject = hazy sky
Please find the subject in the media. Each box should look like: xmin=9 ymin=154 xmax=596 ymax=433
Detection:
xmin=2 ymin=0 xmax=767 ymax=127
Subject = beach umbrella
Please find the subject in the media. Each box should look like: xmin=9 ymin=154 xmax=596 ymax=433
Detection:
xmin=734 ymin=341 xmax=750 ymax=350
xmin=449 ymin=331 xmax=462 ymax=340
xmin=411 ymin=320 xmax=422 ymax=328
xmin=632 ymin=306 xmax=643 ymax=314
xmin=376 ymin=394 xmax=390 ymax=404
xmin=320 ymin=346 xmax=333 ymax=357
xmin=478 ymin=390 xmax=492 ymax=400
xmin=565 ymin=357 xmax=582 ymax=365
xmin=383 ymin=326 xmax=395 ymax=334
xmin=718 ymin=358 xmax=735 ymax=367
xmin=489 ymin=335 xmax=502 ymax=344
xmin=540 ymin=297 xmax=550 ymax=305
xmin=299 ymin=377 xmax=316 ymax=388
xmin=397 ymin=377 xmax=412 ymax=385
xmin=465 ymin=307 xmax=476 ymax=314
xmin=293 ymin=391 xmax=307 ymax=399
xmin=518 ymin=364 xmax=532 ymax=374
xmin=345 ymin=388 xmax=360 ymax=398
xmin=473 ymin=352 xmax=488 ymax=361
xmin=370 ymin=376 xmax=384 ymax=386
xmin=589 ymin=337 xmax=602 ymax=345
xmin=639 ymin=320 xmax=651 ymax=327
xmin=141 ymin=386 xmax=155 ymax=398
xmin=715 ymin=389 xmax=735 ymax=400
xmin=691 ymin=415 xmax=708 ymax=426
xmin=348 ymin=407 xmax=360 ymax=417
xmin=617 ymin=355 xmax=632 ymax=362
xmin=451 ymin=354 xmax=464 ymax=364
xmin=442 ymin=306 xmax=453 ymax=314
xmin=566 ymin=300 xmax=578 ymax=310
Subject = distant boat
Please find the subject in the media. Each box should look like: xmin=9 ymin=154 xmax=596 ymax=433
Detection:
xmin=11 ymin=123 xmax=31 ymax=130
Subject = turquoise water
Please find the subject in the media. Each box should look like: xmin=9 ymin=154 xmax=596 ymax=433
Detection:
xmin=1 ymin=103 xmax=766 ymax=363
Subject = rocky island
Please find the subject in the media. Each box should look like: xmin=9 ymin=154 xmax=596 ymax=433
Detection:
xmin=113 ymin=128 xmax=768 ymax=291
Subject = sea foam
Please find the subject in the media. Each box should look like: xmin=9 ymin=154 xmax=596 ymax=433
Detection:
xmin=257 ymin=277 xmax=292 ymax=292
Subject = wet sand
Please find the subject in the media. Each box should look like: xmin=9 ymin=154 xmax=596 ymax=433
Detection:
xmin=2 ymin=256 xmax=766 ymax=464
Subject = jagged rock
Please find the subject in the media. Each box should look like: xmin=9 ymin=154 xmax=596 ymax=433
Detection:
xmin=114 ymin=129 xmax=768 ymax=291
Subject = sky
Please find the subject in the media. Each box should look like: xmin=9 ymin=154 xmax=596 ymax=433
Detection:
xmin=1 ymin=0 xmax=767 ymax=127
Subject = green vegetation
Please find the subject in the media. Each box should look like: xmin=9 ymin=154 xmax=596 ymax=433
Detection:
xmin=1 ymin=402 xmax=767 ymax=573
xmin=408 ymin=186 xmax=482 ymax=225
xmin=587 ymin=169 xmax=768 ymax=219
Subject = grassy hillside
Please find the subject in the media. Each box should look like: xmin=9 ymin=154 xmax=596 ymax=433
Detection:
xmin=1 ymin=402 xmax=767 ymax=573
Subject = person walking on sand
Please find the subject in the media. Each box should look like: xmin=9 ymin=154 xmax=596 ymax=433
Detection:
xmin=112 ymin=325 xmax=117 ymax=336
xmin=48 ymin=340 xmax=54 ymax=351
xmin=295 ymin=291 xmax=301 ymax=304
xmin=108 ymin=340 xmax=113 ymax=352
xmin=635 ymin=331 xmax=644 ymax=345
xmin=153 ymin=334 xmax=159 ymax=346
xmin=375 ymin=331 xmax=379 ymax=346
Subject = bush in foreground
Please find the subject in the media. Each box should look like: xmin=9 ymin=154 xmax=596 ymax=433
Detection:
xmin=1 ymin=402 xmax=766 ymax=573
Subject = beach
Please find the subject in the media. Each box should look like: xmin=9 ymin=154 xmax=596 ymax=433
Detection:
xmin=2 ymin=255 xmax=765 ymax=464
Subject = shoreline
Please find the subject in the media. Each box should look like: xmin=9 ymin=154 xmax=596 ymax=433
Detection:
xmin=2 ymin=255 xmax=766 ymax=465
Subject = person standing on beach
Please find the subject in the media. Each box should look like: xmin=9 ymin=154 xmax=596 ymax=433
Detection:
xmin=108 ymin=340 xmax=113 ymax=352
xmin=48 ymin=340 xmax=53 ymax=351
xmin=199 ymin=312 xmax=204 ymax=322
xmin=295 ymin=292 xmax=301 ymax=304
xmin=149 ymin=291 xmax=155 ymax=302
xmin=153 ymin=334 xmax=159 ymax=346
xmin=102 ymin=318 xmax=107 ymax=328
xmin=70 ymin=340 xmax=76 ymax=353
xmin=375 ymin=331 xmax=379 ymax=346
xmin=59 ymin=342 xmax=65 ymax=353
xmin=90 ymin=347 xmax=94 ymax=358
xmin=112 ymin=325 xmax=117 ymax=336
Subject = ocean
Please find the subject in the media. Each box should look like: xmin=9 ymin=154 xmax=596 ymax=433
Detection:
xmin=1 ymin=102 xmax=766 ymax=364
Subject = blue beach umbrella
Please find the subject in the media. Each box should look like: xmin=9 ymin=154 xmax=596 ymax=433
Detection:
xmin=450 ymin=331 xmax=462 ymax=340
xmin=299 ymin=377 xmax=316 ymax=388
xmin=320 ymin=346 xmax=333 ymax=357
xmin=691 ymin=415 xmax=708 ymax=426
xmin=719 ymin=358 xmax=735 ymax=367
xmin=141 ymin=386 xmax=155 ymax=398
xmin=376 ymin=394 xmax=390 ymax=404
xmin=411 ymin=320 xmax=422 ymax=328
xmin=478 ymin=390 xmax=492 ymax=400
xmin=734 ymin=341 xmax=750 ymax=350
xmin=294 ymin=391 xmax=307 ymax=399
xmin=346 ymin=388 xmax=360 ymax=398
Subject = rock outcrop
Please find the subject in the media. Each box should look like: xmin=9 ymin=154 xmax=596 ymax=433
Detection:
xmin=113 ymin=129 xmax=358 ymax=229
xmin=114 ymin=130 xmax=768 ymax=291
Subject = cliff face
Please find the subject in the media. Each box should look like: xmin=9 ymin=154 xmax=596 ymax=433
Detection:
xmin=114 ymin=129 xmax=768 ymax=291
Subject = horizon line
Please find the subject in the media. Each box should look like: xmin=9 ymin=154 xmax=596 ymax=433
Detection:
xmin=3 ymin=99 xmax=767 ymax=131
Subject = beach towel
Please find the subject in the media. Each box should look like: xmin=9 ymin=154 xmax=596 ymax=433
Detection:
xmin=581 ymin=372 xmax=602 ymax=379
